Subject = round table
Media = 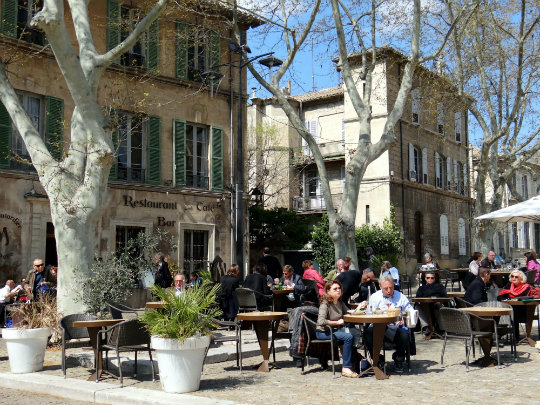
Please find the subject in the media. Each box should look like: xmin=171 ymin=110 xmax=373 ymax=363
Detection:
xmin=461 ymin=307 xmax=512 ymax=317
xmin=72 ymin=319 xmax=124 ymax=381
xmin=503 ymin=299 xmax=540 ymax=346
xmin=271 ymin=288 xmax=294 ymax=312
xmin=343 ymin=313 xmax=398 ymax=380
xmin=447 ymin=291 xmax=465 ymax=298
xmin=146 ymin=301 xmax=165 ymax=309
xmin=236 ymin=312 xmax=288 ymax=372
xmin=412 ymin=297 xmax=453 ymax=340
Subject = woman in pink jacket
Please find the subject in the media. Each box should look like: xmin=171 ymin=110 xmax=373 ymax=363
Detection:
xmin=301 ymin=260 xmax=325 ymax=297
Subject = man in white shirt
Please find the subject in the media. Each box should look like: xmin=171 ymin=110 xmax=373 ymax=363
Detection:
xmin=171 ymin=273 xmax=185 ymax=297
xmin=1 ymin=280 xmax=21 ymax=326
xmin=364 ymin=274 xmax=412 ymax=373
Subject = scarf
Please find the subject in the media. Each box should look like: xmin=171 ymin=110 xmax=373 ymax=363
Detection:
xmin=498 ymin=282 xmax=530 ymax=298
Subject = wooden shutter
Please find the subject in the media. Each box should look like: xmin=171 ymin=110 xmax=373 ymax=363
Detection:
xmin=458 ymin=218 xmax=466 ymax=256
xmin=422 ymin=147 xmax=428 ymax=184
xmin=435 ymin=152 xmax=440 ymax=188
xmin=45 ymin=96 xmax=64 ymax=161
xmin=209 ymin=30 xmax=220 ymax=70
xmin=106 ymin=0 xmax=121 ymax=52
xmin=437 ymin=103 xmax=445 ymax=135
xmin=463 ymin=162 xmax=468 ymax=189
xmin=440 ymin=214 xmax=449 ymax=255
xmin=411 ymin=88 xmax=420 ymax=124
xmin=408 ymin=142 xmax=416 ymax=181
xmin=454 ymin=112 xmax=462 ymax=142
xmin=175 ymin=20 xmax=188 ymax=79
xmin=1 ymin=0 xmax=17 ymax=37
xmin=108 ymin=109 xmax=119 ymax=181
xmin=0 ymin=101 xmax=12 ymax=169
xmin=446 ymin=157 xmax=452 ymax=189
xmin=146 ymin=19 xmax=159 ymax=72
xmin=210 ymin=126 xmax=223 ymax=191
xmin=173 ymin=119 xmax=186 ymax=186
xmin=146 ymin=115 xmax=161 ymax=185
xmin=453 ymin=159 xmax=458 ymax=190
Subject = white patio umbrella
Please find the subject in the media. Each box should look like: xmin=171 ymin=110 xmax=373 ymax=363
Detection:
xmin=475 ymin=195 xmax=540 ymax=223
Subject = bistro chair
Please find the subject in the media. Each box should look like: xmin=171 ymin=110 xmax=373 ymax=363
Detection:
xmin=301 ymin=278 xmax=320 ymax=306
xmin=399 ymin=274 xmax=412 ymax=297
xmin=526 ymin=270 xmax=538 ymax=286
xmin=60 ymin=313 xmax=97 ymax=378
xmin=454 ymin=297 xmax=474 ymax=309
xmin=439 ymin=268 xmax=460 ymax=292
xmin=439 ymin=307 xmax=500 ymax=371
xmin=209 ymin=318 xmax=242 ymax=372
xmin=301 ymin=312 xmax=338 ymax=377
xmin=474 ymin=301 xmax=516 ymax=361
xmin=235 ymin=288 xmax=258 ymax=312
xmin=96 ymin=319 xmax=155 ymax=387
xmin=107 ymin=302 xmax=144 ymax=320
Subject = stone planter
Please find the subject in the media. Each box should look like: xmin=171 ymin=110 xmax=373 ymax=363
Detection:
xmin=1 ymin=327 xmax=51 ymax=373
xmin=151 ymin=335 xmax=210 ymax=393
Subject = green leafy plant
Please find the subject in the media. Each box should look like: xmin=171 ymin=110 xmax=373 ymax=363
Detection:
xmin=140 ymin=283 xmax=222 ymax=340
xmin=311 ymin=213 xmax=336 ymax=277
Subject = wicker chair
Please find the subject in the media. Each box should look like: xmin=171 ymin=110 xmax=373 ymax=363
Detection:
xmin=301 ymin=312 xmax=338 ymax=377
xmin=526 ymin=270 xmax=538 ymax=286
xmin=454 ymin=297 xmax=474 ymax=308
xmin=474 ymin=301 xmax=516 ymax=361
xmin=439 ymin=307 xmax=500 ymax=371
xmin=210 ymin=318 xmax=242 ymax=372
xmin=60 ymin=313 xmax=98 ymax=378
xmin=107 ymin=302 xmax=144 ymax=320
xmin=97 ymin=319 xmax=155 ymax=386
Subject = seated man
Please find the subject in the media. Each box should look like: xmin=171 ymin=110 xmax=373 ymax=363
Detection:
xmin=336 ymin=269 xmax=362 ymax=308
xmin=324 ymin=257 xmax=351 ymax=282
xmin=23 ymin=258 xmax=56 ymax=301
xmin=0 ymin=280 xmax=22 ymax=326
xmin=189 ymin=271 xmax=202 ymax=287
xmin=464 ymin=267 xmax=490 ymax=305
xmin=415 ymin=270 xmax=448 ymax=336
xmin=167 ymin=273 xmax=186 ymax=296
xmin=244 ymin=264 xmax=273 ymax=309
xmin=364 ymin=274 xmax=412 ymax=373
xmin=276 ymin=265 xmax=306 ymax=311
xmin=356 ymin=269 xmax=378 ymax=304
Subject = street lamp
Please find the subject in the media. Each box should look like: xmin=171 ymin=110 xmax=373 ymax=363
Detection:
xmin=229 ymin=41 xmax=282 ymax=273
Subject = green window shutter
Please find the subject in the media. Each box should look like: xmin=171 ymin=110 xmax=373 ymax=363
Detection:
xmin=0 ymin=101 xmax=12 ymax=169
xmin=108 ymin=109 xmax=118 ymax=181
xmin=146 ymin=19 xmax=159 ymax=72
xmin=210 ymin=126 xmax=223 ymax=191
xmin=173 ymin=119 xmax=186 ymax=187
xmin=45 ymin=96 xmax=64 ymax=161
xmin=106 ymin=0 xmax=120 ymax=52
xmin=146 ymin=115 xmax=161 ymax=185
xmin=209 ymin=30 xmax=220 ymax=71
xmin=175 ymin=20 xmax=188 ymax=79
xmin=1 ymin=0 xmax=17 ymax=38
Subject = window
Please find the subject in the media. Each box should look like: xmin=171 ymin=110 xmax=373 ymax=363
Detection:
xmin=411 ymin=88 xmax=421 ymax=124
xmin=454 ymin=112 xmax=462 ymax=143
xmin=0 ymin=92 xmax=63 ymax=171
xmin=437 ymin=103 xmax=445 ymax=135
xmin=456 ymin=161 xmax=464 ymax=195
xmin=175 ymin=21 xmax=220 ymax=82
xmin=435 ymin=152 xmax=446 ymax=189
xmin=115 ymin=225 xmax=145 ymax=257
xmin=408 ymin=143 xmax=420 ymax=182
xmin=110 ymin=112 xmax=161 ymax=184
xmin=446 ymin=157 xmax=452 ymax=190
xmin=173 ymin=120 xmax=223 ymax=190
xmin=366 ymin=205 xmax=370 ymax=224
xmin=106 ymin=0 xmax=159 ymax=71
xmin=522 ymin=175 xmax=528 ymax=199
xmin=184 ymin=230 xmax=209 ymax=273
xmin=524 ymin=222 xmax=530 ymax=248
xmin=303 ymin=169 xmax=325 ymax=209
xmin=511 ymin=223 xmax=518 ymax=248
xmin=0 ymin=0 xmax=45 ymax=45
xmin=458 ymin=218 xmax=466 ymax=256
xmin=440 ymin=214 xmax=449 ymax=255
xmin=421 ymin=147 xmax=428 ymax=184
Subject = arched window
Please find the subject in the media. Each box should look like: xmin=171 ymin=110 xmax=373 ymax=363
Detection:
xmin=440 ymin=214 xmax=449 ymax=255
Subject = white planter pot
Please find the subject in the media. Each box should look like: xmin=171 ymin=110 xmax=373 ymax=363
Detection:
xmin=1 ymin=327 xmax=51 ymax=373
xmin=151 ymin=335 xmax=210 ymax=393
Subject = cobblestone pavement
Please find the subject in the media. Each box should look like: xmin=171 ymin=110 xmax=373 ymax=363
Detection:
xmin=2 ymin=325 xmax=539 ymax=405
xmin=0 ymin=387 xmax=95 ymax=405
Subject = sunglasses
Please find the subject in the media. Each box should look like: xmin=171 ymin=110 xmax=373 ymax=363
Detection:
xmin=510 ymin=275 xmax=520 ymax=279
xmin=35 ymin=264 xmax=44 ymax=267
xmin=425 ymin=276 xmax=435 ymax=279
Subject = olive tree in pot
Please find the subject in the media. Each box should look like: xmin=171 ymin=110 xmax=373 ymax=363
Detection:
xmin=140 ymin=283 xmax=221 ymax=393
xmin=1 ymin=294 xmax=61 ymax=373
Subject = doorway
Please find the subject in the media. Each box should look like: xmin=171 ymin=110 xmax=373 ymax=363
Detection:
xmin=45 ymin=222 xmax=58 ymax=266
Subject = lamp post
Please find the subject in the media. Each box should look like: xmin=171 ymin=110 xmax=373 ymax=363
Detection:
xmin=229 ymin=42 xmax=282 ymax=274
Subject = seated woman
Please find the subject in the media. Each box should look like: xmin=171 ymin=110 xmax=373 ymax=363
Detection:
xmin=497 ymin=269 xmax=532 ymax=300
xmin=316 ymin=280 xmax=358 ymax=378
xmin=219 ymin=264 xmax=241 ymax=320
xmin=415 ymin=270 xmax=448 ymax=336
xmin=381 ymin=261 xmax=400 ymax=290
xmin=302 ymin=259 xmax=325 ymax=297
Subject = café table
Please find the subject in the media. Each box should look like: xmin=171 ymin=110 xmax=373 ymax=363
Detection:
xmin=72 ymin=319 xmax=124 ymax=381
xmin=411 ymin=297 xmax=453 ymax=340
xmin=503 ymin=299 xmax=540 ymax=346
xmin=271 ymin=288 xmax=294 ymax=312
xmin=343 ymin=313 xmax=399 ymax=380
xmin=447 ymin=291 xmax=465 ymax=298
xmin=145 ymin=301 xmax=165 ymax=309
xmin=236 ymin=311 xmax=288 ymax=372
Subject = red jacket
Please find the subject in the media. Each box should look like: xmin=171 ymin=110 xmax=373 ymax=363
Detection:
xmin=303 ymin=268 xmax=325 ymax=296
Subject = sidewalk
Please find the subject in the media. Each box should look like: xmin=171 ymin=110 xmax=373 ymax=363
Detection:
xmin=1 ymin=323 xmax=540 ymax=405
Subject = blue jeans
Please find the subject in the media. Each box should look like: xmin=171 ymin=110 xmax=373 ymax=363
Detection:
xmin=316 ymin=328 xmax=354 ymax=368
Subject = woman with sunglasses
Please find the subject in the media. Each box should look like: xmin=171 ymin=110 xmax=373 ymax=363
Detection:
xmin=497 ymin=270 xmax=532 ymax=300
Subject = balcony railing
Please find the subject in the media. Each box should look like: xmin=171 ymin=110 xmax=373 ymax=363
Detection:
xmin=292 ymin=193 xmax=343 ymax=212
xmin=186 ymin=173 xmax=209 ymax=189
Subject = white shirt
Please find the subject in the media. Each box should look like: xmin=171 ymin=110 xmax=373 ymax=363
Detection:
xmin=368 ymin=289 xmax=411 ymax=312
xmin=0 ymin=285 xmax=13 ymax=303
xmin=469 ymin=260 xmax=479 ymax=276
xmin=174 ymin=288 xmax=183 ymax=297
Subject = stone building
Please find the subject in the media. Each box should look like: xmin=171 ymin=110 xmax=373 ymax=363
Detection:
xmin=0 ymin=0 xmax=260 ymax=281
xmin=248 ymin=48 xmax=472 ymax=272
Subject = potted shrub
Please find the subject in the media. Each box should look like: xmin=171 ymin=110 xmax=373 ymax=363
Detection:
xmin=1 ymin=294 xmax=61 ymax=373
xmin=140 ymin=282 xmax=221 ymax=393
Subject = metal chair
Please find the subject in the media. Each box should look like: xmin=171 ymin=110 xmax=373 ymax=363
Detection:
xmin=440 ymin=269 xmax=460 ymax=292
xmin=97 ymin=319 xmax=155 ymax=387
xmin=474 ymin=301 xmax=516 ymax=361
xmin=526 ymin=270 xmax=538 ymax=286
xmin=60 ymin=313 xmax=97 ymax=378
xmin=439 ymin=307 xmax=500 ymax=371
xmin=235 ymin=288 xmax=258 ymax=312
xmin=210 ymin=318 xmax=242 ymax=372
xmin=301 ymin=312 xmax=337 ymax=377
xmin=301 ymin=278 xmax=320 ymax=306
xmin=107 ymin=302 xmax=144 ymax=320
xmin=399 ymin=274 xmax=412 ymax=297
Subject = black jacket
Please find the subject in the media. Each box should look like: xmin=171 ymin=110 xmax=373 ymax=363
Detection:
xmin=155 ymin=262 xmax=173 ymax=288
xmin=336 ymin=270 xmax=362 ymax=307
xmin=416 ymin=282 xmax=448 ymax=298
xmin=464 ymin=276 xmax=487 ymax=304
xmin=258 ymin=255 xmax=282 ymax=280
